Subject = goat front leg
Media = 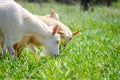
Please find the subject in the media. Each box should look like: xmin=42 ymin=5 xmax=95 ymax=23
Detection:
xmin=5 ymin=38 xmax=16 ymax=58
xmin=8 ymin=45 xmax=15 ymax=58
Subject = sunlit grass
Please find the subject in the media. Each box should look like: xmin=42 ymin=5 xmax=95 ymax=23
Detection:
xmin=0 ymin=1 xmax=120 ymax=79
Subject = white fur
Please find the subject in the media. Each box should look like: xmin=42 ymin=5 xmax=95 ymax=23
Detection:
xmin=0 ymin=1 xmax=60 ymax=56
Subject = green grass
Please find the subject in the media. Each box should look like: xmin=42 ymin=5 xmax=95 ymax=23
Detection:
xmin=0 ymin=1 xmax=120 ymax=80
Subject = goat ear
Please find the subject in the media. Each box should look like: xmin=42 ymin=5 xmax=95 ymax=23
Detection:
xmin=52 ymin=25 xmax=59 ymax=35
xmin=57 ymin=31 xmax=65 ymax=35
xmin=50 ymin=9 xmax=55 ymax=17
xmin=72 ymin=30 xmax=80 ymax=36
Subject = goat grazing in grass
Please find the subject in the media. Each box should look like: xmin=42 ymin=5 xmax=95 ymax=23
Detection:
xmin=14 ymin=9 xmax=80 ymax=57
xmin=0 ymin=0 xmax=60 ymax=57
xmin=35 ymin=9 xmax=80 ymax=47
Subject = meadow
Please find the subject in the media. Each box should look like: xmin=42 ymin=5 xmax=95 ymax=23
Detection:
xmin=0 ymin=1 xmax=120 ymax=80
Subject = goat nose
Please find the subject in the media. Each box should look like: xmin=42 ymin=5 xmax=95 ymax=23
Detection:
xmin=53 ymin=54 xmax=59 ymax=57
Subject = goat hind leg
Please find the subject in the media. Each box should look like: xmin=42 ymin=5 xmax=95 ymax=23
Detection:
xmin=0 ymin=41 xmax=7 ymax=56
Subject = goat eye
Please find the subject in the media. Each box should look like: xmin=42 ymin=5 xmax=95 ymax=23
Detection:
xmin=56 ymin=40 xmax=59 ymax=44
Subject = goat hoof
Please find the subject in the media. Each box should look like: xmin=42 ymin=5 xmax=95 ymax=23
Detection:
xmin=12 ymin=54 xmax=17 ymax=59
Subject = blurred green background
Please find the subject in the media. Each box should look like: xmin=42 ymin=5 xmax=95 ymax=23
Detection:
xmin=0 ymin=0 xmax=119 ymax=79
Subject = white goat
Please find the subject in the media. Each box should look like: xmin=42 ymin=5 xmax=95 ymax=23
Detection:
xmin=0 ymin=1 xmax=60 ymax=57
xmin=15 ymin=10 xmax=80 ymax=57
xmin=14 ymin=9 xmax=80 ymax=57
